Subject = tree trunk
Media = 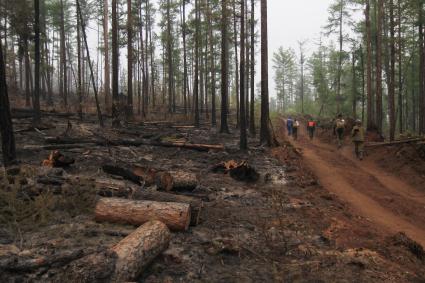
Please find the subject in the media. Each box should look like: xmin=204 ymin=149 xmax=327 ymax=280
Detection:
xmin=240 ymin=0 xmax=247 ymax=150
xmin=24 ymin=40 xmax=31 ymax=107
xmin=194 ymin=0 xmax=200 ymax=127
xmin=0 ymin=39 xmax=16 ymax=166
xmin=95 ymin=198 xmax=191 ymax=231
xmin=365 ymin=0 xmax=374 ymax=130
xmin=220 ymin=0 xmax=230 ymax=133
xmin=103 ymin=0 xmax=110 ymax=113
xmin=127 ymin=0 xmax=133 ymax=119
xmin=76 ymin=2 xmax=83 ymax=120
xmin=249 ymin=0 xmax=256 ymax=136
xmin=233 ymin=0 xmax=240 ymax=128
xmin=260 ymin=0 xmax=271 ymax=145
xmin=376 ymin=0 xmax=383 ymax=134
xmin=389 ymin=0 xmax=396 ymax=140
xmin=60 ymin=0 xmax=68 ymax=108
xmin=183 ymin=0 xmax=188 ymax=115
xmin=33 ymin=0 xmax=41 ymax=124
xmin=112 ymin=0 xmax=120 ymax=127
xmin=397 ymin=0 xmax=403 ymax=134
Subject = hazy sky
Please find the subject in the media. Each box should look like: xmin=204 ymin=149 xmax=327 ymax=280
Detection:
xmin=266 ymin=0 xmax=335 ymax=97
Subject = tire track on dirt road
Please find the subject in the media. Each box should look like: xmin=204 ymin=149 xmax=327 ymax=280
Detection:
xmin=288 ymin=127 xmax=425 ymax=247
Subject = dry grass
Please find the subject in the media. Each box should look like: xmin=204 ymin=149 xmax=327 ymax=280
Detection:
xmin=0 ymin=166 xmax=97 ymax=236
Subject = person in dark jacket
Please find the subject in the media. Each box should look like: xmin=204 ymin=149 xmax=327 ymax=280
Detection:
xmin=287 ymin=117 xmax=294 ymax=137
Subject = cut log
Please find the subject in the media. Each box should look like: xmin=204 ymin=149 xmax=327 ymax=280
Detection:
xmin=95 ymin=197 xmax=191 ymax=231
xmin=133 ymin=190 xmax=203 ymax=226
xmin=95 ymin=178 xmax=138 ymax=198
xmin=169 ymin=171 xmax=198 ymax=191
xmin=133 ymin=166 xmax=173 ymax=191
xmin=110 ymin=221 xmax=171 ymax=282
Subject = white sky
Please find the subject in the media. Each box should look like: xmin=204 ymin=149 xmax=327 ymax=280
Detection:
xmin=265 ymin=0 xmax=335 ymax=97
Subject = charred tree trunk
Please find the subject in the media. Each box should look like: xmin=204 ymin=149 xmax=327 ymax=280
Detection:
xmin=376 ymin=0 xmax=384 ymax=134
xmin=33 ymin=0 xmax=41 ymax=124
xmin=249 ymin=0 xmax=256 ymax=136
xmin=111 ymin=0 xmax=120 ymax=127
xmin=240 ymin=0 xmax=247 ymax=150
xmin=0 ymin=39 xmax=16 ymax=167
xmin=260 ymin=0 xmax=271 ymax=145
xmin=220 ymin=0 xmax=230 ymax=133
xmin=103 ymin=0 xmax=110 ymax=113
xmin=194 ymin=0 xmax=200 ymax=127
xmin=127 ymin=0 xmax=133 ymax=119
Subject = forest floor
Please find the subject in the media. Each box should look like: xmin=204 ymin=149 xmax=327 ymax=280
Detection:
xmin=0 ymin=111 xmax=424 ymax=282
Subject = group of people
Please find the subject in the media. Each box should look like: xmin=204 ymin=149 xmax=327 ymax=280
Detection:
xmin=286 ymin=114 xmax=366 ymax=160
xmin=286 ymin=117 xmax=317 ymax=141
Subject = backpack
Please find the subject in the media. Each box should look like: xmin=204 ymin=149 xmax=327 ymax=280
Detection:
xmin=308 ymin=121 xmax=315 ymax=127
xmin=294 ymin=121 xmax=300 ymax=128
xmin=336 ymin=119 xmax=345 ymax=129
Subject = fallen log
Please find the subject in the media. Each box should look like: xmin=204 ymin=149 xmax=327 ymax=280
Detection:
xmin=42 ymin=136 xmax=225 ymax=152
xmin=95 ymin=197 xmax=191 ymax=231
xmin=102 ymin=165 xmax=142 ymax=185
xmin=111 ymin=221 xmax=171 ymax=282
xmin=23 ymin=143 xmax=95 ymax=151
xmin=365 ymin=137 xmax=425 ymax=147
xmin=44 ymin=136 xmax=95 ymax=144
xmin=169 ymin=171 xmax=198 ymax=191
xmin=11 ymin=108 xmax=75 ymax=119
xmin=133 ymin=190 xmax=203 ymax=226
xmin=61 ymin=221 xmax=170 ymax=283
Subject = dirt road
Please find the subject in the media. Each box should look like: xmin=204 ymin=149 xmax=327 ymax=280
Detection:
xmin=289 ymin=126 xmax=425 ymax=247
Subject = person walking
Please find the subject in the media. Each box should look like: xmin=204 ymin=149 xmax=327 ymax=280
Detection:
xmin=287 ymin=117 xmax=294 ymax=137
xmin=293 ymin=119 xmax=300 ymax=140
xmin=334 ymin=114 xmax=346 ymax=148
xmin=307 ymin=118 xmax=316 ymax=140
xmin=351 ymin=119 xmax=365 ymax=160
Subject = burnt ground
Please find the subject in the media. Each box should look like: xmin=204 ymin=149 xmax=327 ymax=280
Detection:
xmin=0 ymin=113 xmax=424 ymax=282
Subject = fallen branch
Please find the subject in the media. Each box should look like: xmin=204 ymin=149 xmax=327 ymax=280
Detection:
xmin=365 ymin=138 xmax=425 ymax=147
xmin=95 ymin=197 xmax=191 ymax=231
xmin=0 ymin=248 xmax=86 ymax=272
